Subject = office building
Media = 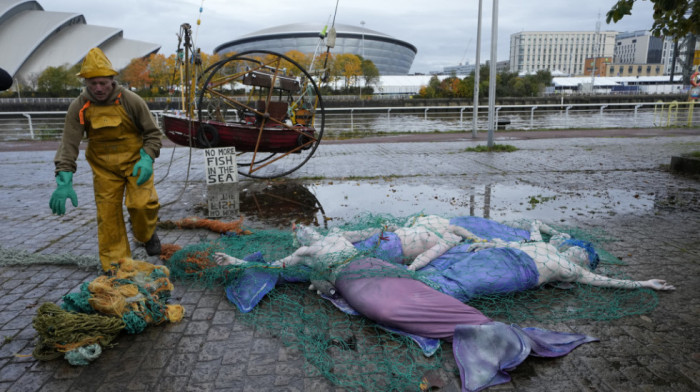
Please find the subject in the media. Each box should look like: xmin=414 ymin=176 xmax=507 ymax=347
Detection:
xmin=614 ymin=30 xmax=666 ymax=64
xmin=509 ymin=31 xmax=617 ymax=76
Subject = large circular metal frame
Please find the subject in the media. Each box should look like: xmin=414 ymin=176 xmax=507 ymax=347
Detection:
xmin=197 ymin=50 xmax=325 ymax=179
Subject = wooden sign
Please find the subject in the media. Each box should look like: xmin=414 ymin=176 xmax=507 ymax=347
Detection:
xmin=204 ymin=147 xmax=238 ymax=184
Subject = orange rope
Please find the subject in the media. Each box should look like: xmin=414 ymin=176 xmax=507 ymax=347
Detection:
xmin=182 ymin=250 xmax=218 ymax=276
xmin=161 ymin=216 xmax=252 ymax=235
xmin=160 ymin=244 xmax=183 ymax=261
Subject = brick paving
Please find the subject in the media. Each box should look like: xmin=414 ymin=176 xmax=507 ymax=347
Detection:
xmin=0 ymin=129 xmax=699 ymax=391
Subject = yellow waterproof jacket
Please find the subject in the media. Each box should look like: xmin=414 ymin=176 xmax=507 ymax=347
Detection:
xmin=54 ymin=83 xmax=162 ymax=174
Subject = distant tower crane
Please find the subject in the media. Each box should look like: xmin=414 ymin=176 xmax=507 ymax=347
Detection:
xmin=459 ymin=38 xmax=474 ymax=66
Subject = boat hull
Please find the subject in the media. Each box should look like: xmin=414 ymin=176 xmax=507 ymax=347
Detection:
xmin=162 ymin=114 xmax=316 ymax=153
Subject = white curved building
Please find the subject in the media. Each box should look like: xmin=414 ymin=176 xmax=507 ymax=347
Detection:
xmin=215 ymin=23 xmax=417 ymax=75
xmin=0 ymin=0 xmax=160 ymax=84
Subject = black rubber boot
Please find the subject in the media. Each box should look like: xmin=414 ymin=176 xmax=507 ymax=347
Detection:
xmin=145 ymin=232 xmax=161 ymax=256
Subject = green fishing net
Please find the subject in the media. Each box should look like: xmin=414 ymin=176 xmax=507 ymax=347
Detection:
xmin=246 ymin=283 xmax=445 ymax=391
xmin=166 ymin=213 xmax=658 ymax=391
xmin=0 ymin=246 xmax=99 ymax=269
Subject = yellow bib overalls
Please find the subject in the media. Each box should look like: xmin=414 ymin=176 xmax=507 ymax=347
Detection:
xmin=82 ymin=97 xmax=160 ymax=270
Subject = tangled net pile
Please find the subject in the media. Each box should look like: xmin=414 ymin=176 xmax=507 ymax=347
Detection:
xmin=0 ymin=246 xmax=98 ymax=269
xmin=164 ymin=213 xmax=657 ymax=391
xmin=32 ymin=258 xmax=184 ymax=366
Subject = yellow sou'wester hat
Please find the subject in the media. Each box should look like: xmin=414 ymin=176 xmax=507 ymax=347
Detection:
xmin=77 ymin=48 xmax=118 ymax=79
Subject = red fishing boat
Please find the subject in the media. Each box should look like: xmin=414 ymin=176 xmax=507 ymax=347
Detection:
xmin=162 ymin=24 xmax=325 ymax=179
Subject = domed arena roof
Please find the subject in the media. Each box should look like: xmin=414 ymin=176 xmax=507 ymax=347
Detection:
xmin=0 ymin=0 xmax=160 ymax=84
xmin=214 ymin=22 xmax=417 ymax=75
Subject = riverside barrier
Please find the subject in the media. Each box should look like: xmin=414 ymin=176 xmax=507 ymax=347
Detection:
xmin=0 ymin=101 xmax=697 ymax=141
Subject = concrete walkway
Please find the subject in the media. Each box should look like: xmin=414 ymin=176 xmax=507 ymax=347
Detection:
xmin=0 ymin=128 xmax=699 ymax=391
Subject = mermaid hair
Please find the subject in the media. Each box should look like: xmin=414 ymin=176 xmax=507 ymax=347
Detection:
xmin=559 ymin=238 xmax=599 ymax=270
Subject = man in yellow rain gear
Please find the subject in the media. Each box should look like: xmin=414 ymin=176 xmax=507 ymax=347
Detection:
xmin=50 ymin=48 xmax=162 ymax=271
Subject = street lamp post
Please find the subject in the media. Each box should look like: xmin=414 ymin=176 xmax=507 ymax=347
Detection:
xmin=360 ymin=20 xmax=365 ymax=58
xmin=360 ymin=21 xmax=365 ymax=98
xmin=486 ymin=0 xmax=499 ymax=148
xmin=472 ymin=0 xmax=483 ymax=138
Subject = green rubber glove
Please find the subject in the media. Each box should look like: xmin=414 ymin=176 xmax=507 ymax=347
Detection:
xmin=132 ymin=148 xmax=154 ymax=186
xmin=50 ymin=171 xmax=78 ymax=215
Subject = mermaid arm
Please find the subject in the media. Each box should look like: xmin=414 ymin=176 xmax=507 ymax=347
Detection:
xmin=559 ymin=264 xmax=675 ymax=290
xmin=407 ymin=241 xmax=454 ymax=271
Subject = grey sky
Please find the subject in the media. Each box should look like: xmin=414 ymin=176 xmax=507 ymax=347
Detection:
xmin=39 ymin=0 xmax=657 ymax=74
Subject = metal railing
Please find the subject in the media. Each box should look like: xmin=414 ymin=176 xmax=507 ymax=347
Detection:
xmin=0 ymin=111 xmax=67 ymax=141
xmin=320 ymin=101 xmax=699 ymax=136
xmin=652 ymin=100 xmax=697 ymax=127
xmin=1 ymin=101 xmax=698 ymax=141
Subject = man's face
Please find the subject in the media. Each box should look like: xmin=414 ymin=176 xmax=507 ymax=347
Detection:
xmin=86 ymin=77 xmax=114 ymax=102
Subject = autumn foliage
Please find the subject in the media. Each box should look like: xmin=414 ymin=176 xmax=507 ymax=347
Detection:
xmin=418 ymin=66 xmax=553 ymax=99
xmin=120 ymin=52 xmax=222 ymax=96
xmin=26 ymin=49 xmax=378 ymax=97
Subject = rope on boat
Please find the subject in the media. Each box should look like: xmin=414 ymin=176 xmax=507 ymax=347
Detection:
xmin=157 ymin=17 xmax=203 ymax=209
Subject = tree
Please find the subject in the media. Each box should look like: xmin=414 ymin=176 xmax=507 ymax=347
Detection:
xmin=423 ymin=75 xmax=441 ymax=98
xmin=200 ymin=52 xmax=222 ymax=71
xmin=119 ymin=50 xmax=222 ymax=96
xmin=360 ymin=58 xmax=380 ymax=90
xmin=416 ymin=66 xmax=553 ymax=99
xmin=120 ymin=57 xmax=152 ymax=90
xmin=284 ymin=50 xmax=311 ymax=75
xmin=606 ymin=0 xmax=700 ymax=37
xmin=496 ymin=72 xmax=516 ymax=97
xmin=478 ymin=65 xmax=490 ymax=99
xmin=461 ymin=76 xmax=476 ymax=100
xmin=532 ymin=70 xmax=553 ymax=87
xmin=36 ymin=65 xmax=81 ymax=96
xmin=334 ymin=53 xmax=362 ymax=90
xmin=440 ymin=76 xmax=463 ymax=97
xmin=146 ymin=53 xmax=172 ymax=95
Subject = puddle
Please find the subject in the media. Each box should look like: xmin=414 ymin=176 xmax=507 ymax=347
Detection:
xmin=205 ymin=180 xmax=656 ymax=228
xmin=311 ymin=182 xmax=654 ymax=224
xmin=206 ymin=182 xmax=325 ymax=228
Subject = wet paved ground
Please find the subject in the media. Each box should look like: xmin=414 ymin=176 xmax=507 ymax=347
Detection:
xmin=1 ymin=128 xmax=699 ymax=391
